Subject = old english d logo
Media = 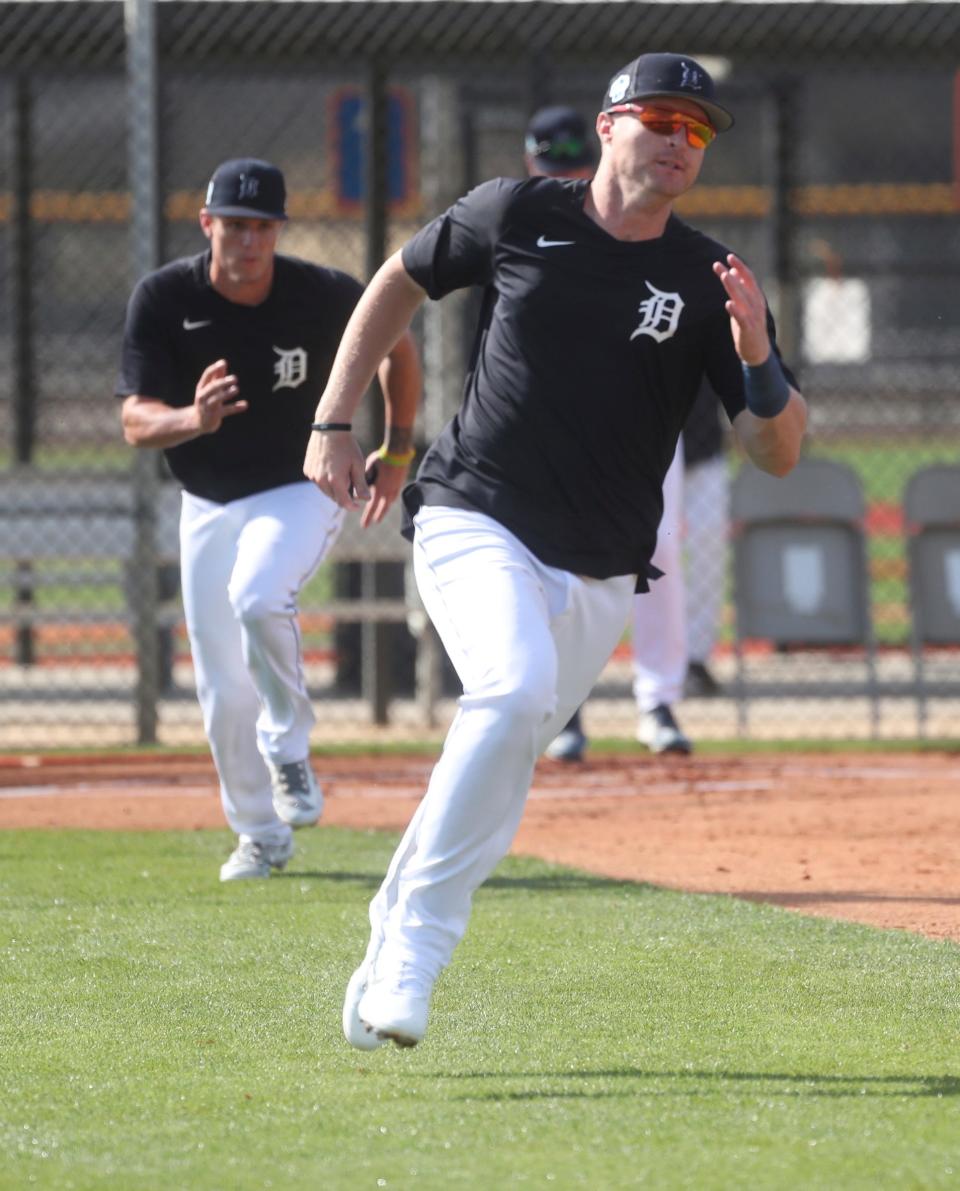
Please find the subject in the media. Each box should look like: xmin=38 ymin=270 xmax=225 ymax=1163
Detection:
xmin=272 ymin=345 xmax=308 ymax=390
xmin=630 ymin=281 xmax=685 ymax=343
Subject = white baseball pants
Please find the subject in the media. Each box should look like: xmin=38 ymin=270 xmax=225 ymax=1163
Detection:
xmin=632 ymin=441 xmax=687 ymax=712
xmin=362 ymin=505 xmax=636 ymax=985
xmin=684 ymin=454 xmax=730 ymax=665
xmin=179 ymin=481 xmax=343 ymax=844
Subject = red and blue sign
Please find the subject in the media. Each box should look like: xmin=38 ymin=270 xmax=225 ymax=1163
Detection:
xmin=330 ymin=87 xmax=417 ymax=215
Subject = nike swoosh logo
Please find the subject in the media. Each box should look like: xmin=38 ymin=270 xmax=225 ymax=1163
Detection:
xmin=183 ymin=318 xmax=212 ymax=330
xmin=537 ymin=235 xmax=575 ymax=248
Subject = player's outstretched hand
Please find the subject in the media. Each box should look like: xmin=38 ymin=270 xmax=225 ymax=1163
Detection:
xmin=712 ymin=254 xmax=771 ymax=366
xmin=360 ymin=451 xmax=410 ymax=528
xmin=303 ymin=429 xmax=370 ymax=512
xmin=193 ymin=359 xmax=248 ymax=433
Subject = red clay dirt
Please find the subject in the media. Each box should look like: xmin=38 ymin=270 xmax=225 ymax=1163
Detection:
xmin=1 ymin=750 xmax=958 ymax=944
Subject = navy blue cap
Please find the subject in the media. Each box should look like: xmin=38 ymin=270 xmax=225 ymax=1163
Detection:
xmin=203 ymin=158 xmax=287 ymax=220
xmin=602 ymin=53 xmax=734 ymax=132
xmin=525 ymin=106 xmax=597 ymax=173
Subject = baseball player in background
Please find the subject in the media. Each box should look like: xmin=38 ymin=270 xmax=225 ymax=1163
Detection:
xmin=527 ymin=106 xmax=692 ymax=762
xmin=117 ymin=158 xmax=421 ymax=881
xmin=682 ymin=378 xmax=730 ymax=698
xmin=305 ymin=53 xmax=807 ymax=1048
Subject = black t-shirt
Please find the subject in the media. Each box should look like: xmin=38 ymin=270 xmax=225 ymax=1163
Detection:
xmin=401 ymin=177 xmax=794 ymax=588
xmin=116 ymin=251 xmax=364 ymax=503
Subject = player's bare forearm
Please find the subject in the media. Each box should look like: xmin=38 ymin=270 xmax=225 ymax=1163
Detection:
xmin=733 ymin=389 xmax=807 ymax=476
xmin=305 ymin=252 xmax=426 ymax=510
xmin=121 ymin=395 xmax=204 ymax=449
xmin=121 ymin=359 xmax=247 ymax=448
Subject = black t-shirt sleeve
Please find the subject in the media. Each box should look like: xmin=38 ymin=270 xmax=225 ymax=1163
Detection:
xmin=401 ymin=177 xmax=522 ymax=299
xmin=115 ymin=275 xmax=180 ymax=403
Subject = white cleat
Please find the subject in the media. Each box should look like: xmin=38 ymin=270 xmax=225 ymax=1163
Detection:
xmin=219 ymin=836 xmax=294 ymax=881
xmin=637 ymin=704 xmax=693 ymax=755
xmin=544 ymin=726 xmax=588 ymax=762
xmin=268 ymin=759 xmax=323 ymax=828
xmin=358 ymin=966 xmax=433 ymax=1049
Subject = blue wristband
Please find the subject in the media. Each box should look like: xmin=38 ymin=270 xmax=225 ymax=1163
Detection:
xmin=742 ymin=354 xmax=790 ymax=419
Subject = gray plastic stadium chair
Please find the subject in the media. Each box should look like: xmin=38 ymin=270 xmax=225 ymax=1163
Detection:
xmin=904 ymin=464 xmax=960 ymax=736
xmin=730 ymin=456 xmax=878 ymax=736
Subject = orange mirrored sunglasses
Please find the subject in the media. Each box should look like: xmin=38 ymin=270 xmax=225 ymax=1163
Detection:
xmin=607 ymin=103 xmax=716 ymax=150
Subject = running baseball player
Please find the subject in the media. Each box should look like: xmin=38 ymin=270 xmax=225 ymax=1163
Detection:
xmin=305 ymin=53 xmax=807 ymax=1047
xmin=682 ymin=378 xmax=730 ymax=697
xmin=117 ymin=158 xmax=420 ymax=881
xmin=525 ymin=106 xmax=691 ymax=761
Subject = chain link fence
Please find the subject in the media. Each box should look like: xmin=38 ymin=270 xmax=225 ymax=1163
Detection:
xmin=1 ymin=1 xmax=958 ymax=747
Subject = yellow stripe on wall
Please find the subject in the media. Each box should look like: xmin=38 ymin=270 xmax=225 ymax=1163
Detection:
xmin=31 ymin=191 xmax=131 ymax=221
xmin=675 ymin=186 xmax=771 ymax=217
xmin=4 ymin=183 xmax=958 ymax=223
xmin=791 ymin=183 xmax=957 ymax=215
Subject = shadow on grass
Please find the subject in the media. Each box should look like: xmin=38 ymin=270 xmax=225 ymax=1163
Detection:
xmin=440 ymin=1068 xmax=960 ymax=1100
xmin=482 ymin=872 xmax=652 ymax=894
xmin=277 ymin=868 xmax=651 ymax=895
xmin=274 ymin=869 xmax=382 ymax=887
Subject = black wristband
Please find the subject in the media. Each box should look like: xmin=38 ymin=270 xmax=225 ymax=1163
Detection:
xmin=311 ymin=422 xmax=352 ymax=432
xmin=742 ymin=355 xmax=790 ymax=419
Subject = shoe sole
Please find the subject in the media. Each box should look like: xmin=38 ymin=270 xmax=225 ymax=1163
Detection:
xmin=378 ymin=1031 xmax=420 ymax=1049
xmin=274 ymin=807 xmax=322 ymax=829
xmin=648 ymin=741 xmax=693 ymax=756
xmin=362 ymin=1021 xmax=422 ymax=1048
xmin=220 ymin=852 xmax=292 ymax=881
xmin=273 ymin=795 xmax=323 ymax=828
xmin=357 ymin=1004 xmax=427 ymax=1048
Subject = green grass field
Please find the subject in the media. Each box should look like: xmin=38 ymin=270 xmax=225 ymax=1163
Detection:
xmin=2 ymin=828 xmax=959 ymax=1190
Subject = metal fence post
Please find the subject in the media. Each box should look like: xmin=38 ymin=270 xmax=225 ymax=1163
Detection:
xmin=9 ymin=73 xmax=36 ymax=666
xmin=771 ymin=76 xmax=802 ymax=367
xmin=125 ymin=0 xmax=161 ymax=744
xmin=414 ymin=76 xmax=471 ymax=724
xmin=10 ymin=74 xmax=33 ymax=470
xmin=361 ymin=56 xmax=393 ymax=726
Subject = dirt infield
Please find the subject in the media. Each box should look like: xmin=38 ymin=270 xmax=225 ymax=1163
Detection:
xmin=1 ymin=750 xmax=958 ymax=944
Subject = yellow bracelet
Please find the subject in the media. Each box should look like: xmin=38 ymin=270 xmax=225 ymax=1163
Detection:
xmin=376 ymin=444 xmax=416 ymax=467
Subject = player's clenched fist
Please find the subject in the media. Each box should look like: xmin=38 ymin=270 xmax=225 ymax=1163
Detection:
xmin=193 ymin=358 xmax=247 ymax=433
